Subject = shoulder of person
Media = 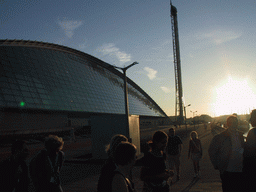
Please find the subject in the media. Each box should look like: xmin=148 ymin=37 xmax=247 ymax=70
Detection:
xmin=112 ymin=173 xmax=128 ymax=191
xmin=248 ymin=128 xmax=256 ymax=135
xmin=174 ymin=135 xmax=180 ymax=140
xmin=58 ymin=150 xmax=64 ymax=157
xmin=31 ymin=149 xmax=45 ymax=160
xmin=214 ymin=130 xmax=227 ymax=139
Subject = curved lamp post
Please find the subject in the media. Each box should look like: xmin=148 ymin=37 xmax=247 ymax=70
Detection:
xmin=111 ymin=62 xmax=139 ymax=141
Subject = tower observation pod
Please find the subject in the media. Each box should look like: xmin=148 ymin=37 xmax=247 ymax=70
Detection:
xmin=170 ymin=1 xmax=185 ymax=125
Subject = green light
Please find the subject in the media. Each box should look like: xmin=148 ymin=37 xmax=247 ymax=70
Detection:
xmin=20 ymin=101 xmax=25 ymax=107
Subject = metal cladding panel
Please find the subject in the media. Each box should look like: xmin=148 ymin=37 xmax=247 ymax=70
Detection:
xmin=0 ymin=42 xmax=167 ymax=117
xmin=91 ymin=114 xmax=140 ymax=160
xmin=90 ymin=114 xmax=128 ymax=159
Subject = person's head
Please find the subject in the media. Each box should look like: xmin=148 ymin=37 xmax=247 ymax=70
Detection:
xmin=232 ymin=113 xmax=238 ymax=117
xmin=152 ymin=131 xmax=168 ymax=151
xmin=190 ymin=131 xmax=198 ymax=140
xmin=11 ymin=140 xmax=29 ymax=160
xmin=113 ymin=142 xmax=137 ymax=167
xmin=250 ymin=109 xmax=256 ymax=127
xmin=105 ymin=134 xmax=128 ymax=159
xmin=44 ymin=135 xmax=64 ymax=155
xmin=227 ymin=115 xmax=238 ymax=131
xmin=169 ymin=127 xmax=175 ymax=136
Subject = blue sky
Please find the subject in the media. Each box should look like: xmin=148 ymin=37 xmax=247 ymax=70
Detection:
xmin=1 ymin=0 xmax=256 ymax=117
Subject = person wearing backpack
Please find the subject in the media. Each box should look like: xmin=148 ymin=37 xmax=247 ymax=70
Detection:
xmin=140 ymin=131 xmax=172 ymax=192
xmin=97 ymin=134 xmax=129 ymax=192
xmin=112 ymin=142 xmax=137 ymax=192
xmin=166 ymin=127 xmax=182 ymax=182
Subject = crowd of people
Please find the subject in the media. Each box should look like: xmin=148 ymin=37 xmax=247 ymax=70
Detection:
xmin=1 ymin=109 xmax=256 ymax=192
xmin=97 ymin=128 xmax=203 ymax=192
xmin=0 ymin=135 xmax=65 ymax=192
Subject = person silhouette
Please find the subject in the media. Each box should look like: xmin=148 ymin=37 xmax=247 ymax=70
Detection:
xmin=209 ymin=115 xmax=244 ymax=192
xmin=0 ymin=140 xmax=30 ymax=192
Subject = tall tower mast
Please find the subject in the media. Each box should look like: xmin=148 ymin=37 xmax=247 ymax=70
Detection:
xmin=170 ymin=1 xmax=184 ymax=124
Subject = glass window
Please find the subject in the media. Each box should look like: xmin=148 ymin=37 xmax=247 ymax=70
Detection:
xmin=21 ymin=91 xmax=32 ymax=98
xmin=20 ymin=86 xmax=29 ymax=92
xmin=17 ymin=79 xmax=28 ymax=86
xmin=24 ymin=97 xmax=34 ymax=103
xmin=9 ymin=84 xmax=19 ymax=90
xmin=0 ymin=45 xmax=166 ymax=116
xmin=5 ymin=101 xmax=18 ymax=107
xmin=12 ymin=89 xmax=21 ymax=96
xmin=1 ymin=88 xmax=13 ymax=95
xmin=4 ymin=94 xmax=15 ymax=101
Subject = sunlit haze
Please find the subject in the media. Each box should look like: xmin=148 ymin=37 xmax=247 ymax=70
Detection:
xmin=211 ymin=76 xmax=256 ymax=116
xmin=1 ymin=0 xmax=256 ymax=118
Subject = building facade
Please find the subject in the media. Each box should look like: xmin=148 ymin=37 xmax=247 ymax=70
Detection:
xmin=0 ymin=39 xmax=168 ymax=135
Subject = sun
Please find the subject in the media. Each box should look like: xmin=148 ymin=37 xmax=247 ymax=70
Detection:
xmin=211 ymin=76 xmax=256 ymax=116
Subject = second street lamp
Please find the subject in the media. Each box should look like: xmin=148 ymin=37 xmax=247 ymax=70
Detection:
xmin=184 ymin=104 xmax=191 ymax=133
xmin=190 ymin=110 xmax=197 ymax=129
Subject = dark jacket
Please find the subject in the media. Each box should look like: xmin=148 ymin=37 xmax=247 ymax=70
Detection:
xmin=97 ymin=159 xmax=116 ymax=192
xmin=29 ymin=149 xmax=64 ymax=192
xmin=0 ymin=157 xmax=29 ymax=192
xmin=208 ymin=129 xmax=244 ymax=174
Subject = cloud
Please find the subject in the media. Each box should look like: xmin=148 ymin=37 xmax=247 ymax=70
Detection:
xmin=58 ymin=19 xmax=83 ymax=38
xmin=198 ymin=29 xmax=242 ymax=45
xmin=152 ymin=39 xmax=172 ymax=50
xmin=144 ymin=67 xmax=157 ymax=80
xmin=98 ymin=43 xmax=131 ymax=63
xmin=161 ymin=86 xmax=171 ymax=93
xmin=78 ymin=41 xmax=87 ymax=49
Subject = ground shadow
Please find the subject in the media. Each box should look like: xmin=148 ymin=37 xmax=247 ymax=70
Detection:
xmin=181 ymin=177 xmax=200 ymax=192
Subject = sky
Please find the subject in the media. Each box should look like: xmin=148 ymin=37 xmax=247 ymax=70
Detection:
xmin=1 ymin=0 xmax=256 ymax=118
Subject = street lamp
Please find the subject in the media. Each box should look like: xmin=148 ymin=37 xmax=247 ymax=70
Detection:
xmin=184 ymin=104 xmax=191 ymax=132
xmin=190 ymin=110 xmax=197 ymax=129
xmin=110 ymin=62 xmax=139 ymax=140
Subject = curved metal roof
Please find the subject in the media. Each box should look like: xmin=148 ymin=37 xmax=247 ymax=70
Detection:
xmin=0 ymin=39 xmax=168 ymax=117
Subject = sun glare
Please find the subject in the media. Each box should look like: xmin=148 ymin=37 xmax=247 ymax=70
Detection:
xmin=212 ymin=76 xmax=256 ymax=116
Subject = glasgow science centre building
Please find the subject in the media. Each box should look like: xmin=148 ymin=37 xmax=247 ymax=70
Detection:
xmin=0 ymin=39 xmax=170 ymax=138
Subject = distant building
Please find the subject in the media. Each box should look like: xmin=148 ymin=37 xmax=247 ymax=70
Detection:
xmin=0 ymin=39 xmax=169 ymax=135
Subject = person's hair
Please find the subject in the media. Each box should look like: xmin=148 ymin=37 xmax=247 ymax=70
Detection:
xmin=11 ymin=140 xmax=26 ymax=155
xmin=190 ymin=131 xmax=198 ymax=140
xmin=250 ymin=109 xmax=256 ymax=126
xmin=149 ymin=131 xmax=168 ymax=149
xmin=227 ymin=115 xmax=238 ymax=127
xmin=44 ymin=135 xmax=64 ymax=151
xmin=113 ymin=142 xmax=136 ymax=166
xmin=105 ymin=134 xmax=128 ymax=158
xmin=169 ymin=127 xmax=175 ymax=133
